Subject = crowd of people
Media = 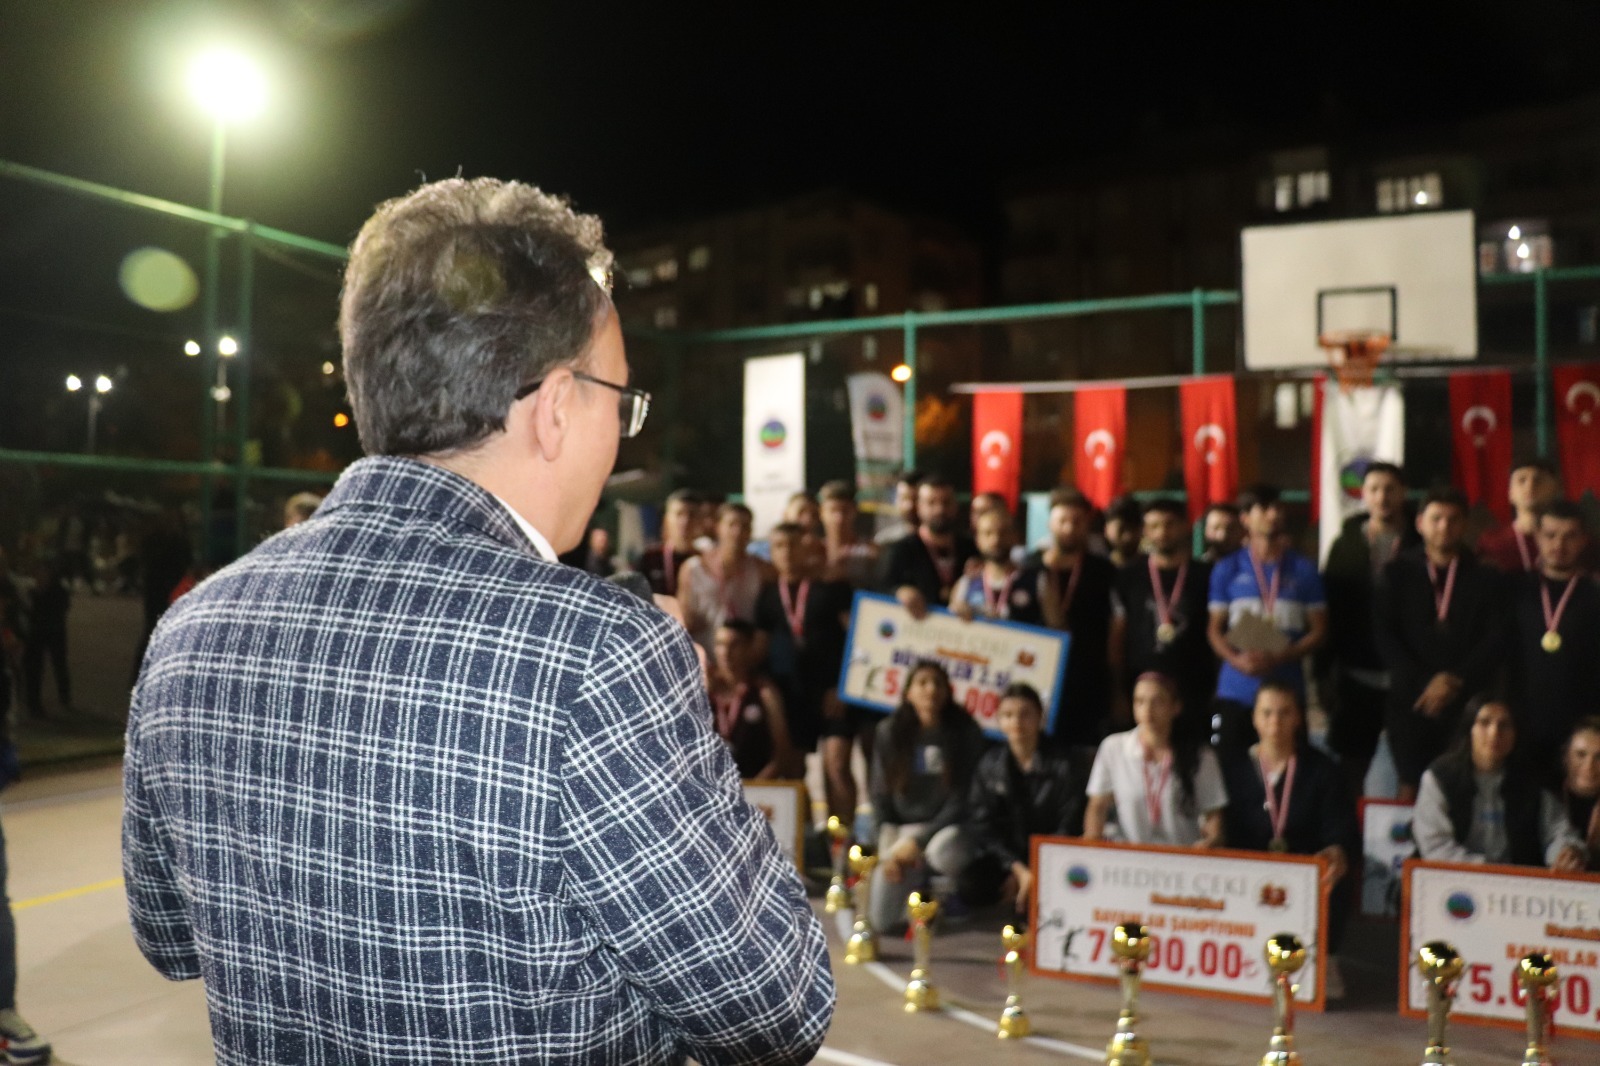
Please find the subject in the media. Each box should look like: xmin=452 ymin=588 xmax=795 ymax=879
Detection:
xmin=603 ymin=462 xmax=1600 ymax=998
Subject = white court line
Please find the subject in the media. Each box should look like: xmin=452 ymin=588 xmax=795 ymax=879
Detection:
xmin=832 ymin=910 xmax=1105 ymax=1061
xmin=815 ymin=1046 xmax=902 ymax=1066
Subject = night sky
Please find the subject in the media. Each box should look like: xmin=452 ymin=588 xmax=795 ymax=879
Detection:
xmin=4 ymin=0 xmax=1600 ymax=462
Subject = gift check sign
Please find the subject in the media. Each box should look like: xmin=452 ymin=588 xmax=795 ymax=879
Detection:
xmin=1402 ymin=860 xmax=1600 ymax=1040
xmin=837 ymin=592 xmax=1070 ymax=735
xmin=1031 ymin=838 xmax=1328 ymax=1009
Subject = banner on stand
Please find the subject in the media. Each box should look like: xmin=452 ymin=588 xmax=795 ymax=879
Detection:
xmin=743 ymin=353 xmax=807 ymax=538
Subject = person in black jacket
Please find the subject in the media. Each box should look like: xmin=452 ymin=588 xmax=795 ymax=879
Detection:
xmin=1414 ymin=697 xmax=1585 ymax=871
xmin=1220 ymin=682 xmax=1359 ymax=996
xmin=880 ymin=475 xmax=977 ymax=618
xmin=1374 ymin=488 xmax=1505 ymax=801
xmin=1322 ymin=462 xmax=1416 ymax=796
xmin=959 ymin=683 xmax=1083 ymax=916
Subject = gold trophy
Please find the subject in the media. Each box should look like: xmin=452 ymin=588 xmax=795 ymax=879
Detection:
xmin=1259 ymin=933 xmax=1307 ymax=1066
xmin=903 ymin=892 xmax=941 ymax=1012
xmin=1518 ymin=953 xmax=1559 ymax=1066
xmin=824 ymin=816 xmax=851 ymax=914
xmin=1415 ymin=941 xmax=1465 ymax=1066
xmin=997 ymin=924 xmax=1030 ymax=1039
xmin=1106 ymin=923 xmax=1153 ymax=1066
xmin=844 ymin=845 xmax=879 ymax=965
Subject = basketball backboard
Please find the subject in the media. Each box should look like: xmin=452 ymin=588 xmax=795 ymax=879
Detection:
xmin=1241 ymin=211 xmax=1478 ymax=370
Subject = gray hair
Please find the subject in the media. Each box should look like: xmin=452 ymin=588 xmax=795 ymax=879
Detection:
xmin=339 ymin=177 xmax=614 ymax=456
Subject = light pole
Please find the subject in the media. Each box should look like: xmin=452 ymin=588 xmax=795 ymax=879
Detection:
xmin=65 ymin=374 xmax=114 ymax=453
xmin=186 ymin=46 xmax=264 ymax=561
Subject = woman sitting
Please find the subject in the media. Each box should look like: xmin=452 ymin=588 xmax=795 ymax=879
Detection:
xmin=1557 ymin=716 xmax=1600 ymax=871
xmin=960 ymin=683 xmax=1082 ymax=915
xmin=868 ymin=661 xmax=983 ymax=932
xmin=1084 ymin=672 xmax=1226 ymax=847
xmin=1413 ymin=697 xmax=1586 ymax=871
xmin=1220 ymin=681 xmax=1360 ymax=998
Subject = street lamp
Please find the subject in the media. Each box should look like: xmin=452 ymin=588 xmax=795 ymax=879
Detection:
xmin=64 ymin=374 xmax=113 ymax=452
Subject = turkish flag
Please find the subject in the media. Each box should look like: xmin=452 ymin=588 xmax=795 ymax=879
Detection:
xmin=972 ymin=391 xmax=1023 ymax=511
xmin=1179 ymin=376 xmax=1238 ymax=521
xmin=1554 ymin=363 xmax=1600 ymax=499
xmin=1073 ymin=386 xmax=1125 ymax=509
xmin=1449 ymin=371 xmax=1512 ymax=520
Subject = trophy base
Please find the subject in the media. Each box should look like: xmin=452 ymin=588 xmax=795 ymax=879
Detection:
xmin=1260 ymin=1032 xmax=1300 ymax=1066
xmin=844 ymin=928 xmax=878 ymax=966
xmin=824 ymin=881 xmax=850 ymax=914
xmin=903 ymin=973 xmax=940 ymax=1013
xmin=1520 ymin=1051 xmax=1553 ymax=1066
xmin=997 ymin=1002 xmax=1030 ymax=1039
xmin=1106 ymin=1031 xmax=1150 ymax=1066
xmin=1419 ymin=1043 xmax=1454 ymax=1066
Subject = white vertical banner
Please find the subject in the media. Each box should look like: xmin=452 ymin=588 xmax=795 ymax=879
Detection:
xmin=1318 ymin=383 xmax=1404 ymax=562
xmin=744 ymin=353 xmax=806 ymax=538
xmin=846 ymin=372 xmax=904 ymax=466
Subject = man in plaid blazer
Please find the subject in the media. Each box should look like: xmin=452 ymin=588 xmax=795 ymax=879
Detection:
xmin=123 ymin=178 xmax=834 ymax=1064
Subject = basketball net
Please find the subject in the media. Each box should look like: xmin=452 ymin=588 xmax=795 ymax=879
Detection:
xmin=1318 ymin=330 xmax=1390 ymax=392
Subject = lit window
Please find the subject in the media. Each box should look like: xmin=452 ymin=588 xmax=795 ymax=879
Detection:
xmin=1378 ymin=172 xmax=1442 ymax=213
xmin=863 ymin=282 xmax=879 ymax=311
xmin=625 ymin=266 xmax=653 ymax=289
xmin=1274 ymin=175 xmax=1293 ymax=212
xmin=1295 ymin=170 xmax=1329 ymax=207
xmin=654 ymin=259 xmax=678 ymax=282
xmin=653 ymin=305 xmax=678 ymax=328
xmin=687 ymin=246 xmax=711 ymax=272
xmin=1376 ymin=179 xmax=1397 ymax=214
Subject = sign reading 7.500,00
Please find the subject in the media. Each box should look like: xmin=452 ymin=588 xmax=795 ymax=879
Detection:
xmin=1031 ymin=838 xmax=1329 ymax=1009
xmin=837 ymin=592 xmax=1070 ymax=736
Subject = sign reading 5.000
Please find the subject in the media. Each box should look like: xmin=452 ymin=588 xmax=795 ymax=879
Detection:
xmin=837 ymin=592 xmax=1070 ymax=735
xmin=1031 ymin=838 xmax=1329 ymax=1009
xmin=1402 ymin=860 xmax=1600 ymax=1040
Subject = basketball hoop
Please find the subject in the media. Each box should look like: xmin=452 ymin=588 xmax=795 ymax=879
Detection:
xmin=1318 ymin=330 xmax=1390 ymax=391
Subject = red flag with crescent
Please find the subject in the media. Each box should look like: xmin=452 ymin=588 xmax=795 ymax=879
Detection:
xmin=1554 ymin=363 xmax=1600 ymax=499
xmin=972 ymin=391 xmax=1023 ymax=512
xmin=1073 ymin=386 xmax=1125 ymax=509
xmin=1448 ymin=371 xmax=1512 ymax=520
xmin=1179 ymin=376 xmax=1238 ymax=521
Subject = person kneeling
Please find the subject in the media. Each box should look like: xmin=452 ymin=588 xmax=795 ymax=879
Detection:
xmin=869 ymin=662 xmax=983 ymax=933
xmin=709 ymin=620 xmax=796 ymax=780
xmin=960 ymin=683 xmax=1081 ymax=917
xmin=1413 ymin=697 xmax=1586 ymax=871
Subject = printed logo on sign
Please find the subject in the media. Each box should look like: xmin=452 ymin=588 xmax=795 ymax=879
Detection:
xmin=1339 ymin=457 xmax=1373 ymax=500
xmin=1445 ymin=891 xmax=1476 ymax=922
xmin=1258 ymin=882 xmax=1289 ymax=909
xmin=878 ymin=620 xmax=896 ymax=640
xmin=1017 ymin=650 xmax=1035 ymax=667
xmin=1066 ymin=865 xmax=1091 ymax=889
xmin=1389 ymin=821 xmax=1413 ymax=844
xmin=867 ymin=395 xmax=889 ymax=421
xmin=760 ymin=419 xmax=787 ymax=449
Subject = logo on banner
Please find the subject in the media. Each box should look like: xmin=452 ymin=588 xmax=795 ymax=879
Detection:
xmin=1389 ymin=821 xmax=1413 ymax=844
xmin=1193 ymin=423 xmax=1227 ymax=465
xmin=1066 ymin=865 xmax=1091 ymax=889
xmin=866 ymin=394 xmax=889 ymax=421
xmin=878 ymin=620 xmax=896 ymax=640
xmin=1461 ymin=405 xmax=1498 ymax=448
xmin=1257 ymin=881 xmax=1289 ymax=909
xmin=1339 ymin=457 xmax=1374 ymax=500
xmin=1567 ymin=381 xmax=1600 ymax=426
xmin=759 ymin=419 xmax=787 ymax=449
xmin=1084 ymin=430 xmax=1117 ymax=471
xmin=1445 ymin=891 xmax=1477 ymax=922
xmin=980 ymin=430 xmax=1013 ymax=472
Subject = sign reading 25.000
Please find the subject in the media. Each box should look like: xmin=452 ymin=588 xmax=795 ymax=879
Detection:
xmin=836 ymin=592 xmax=1070 ymax=735
xmin=1031 ymin=838 xmax=1329 ymax=1009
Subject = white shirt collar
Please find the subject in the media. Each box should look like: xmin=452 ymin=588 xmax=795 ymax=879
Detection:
xmin=490 ymin=493 xmax=557 ymax=562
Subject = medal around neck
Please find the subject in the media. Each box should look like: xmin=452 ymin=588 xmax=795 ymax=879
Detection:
xmin=1541 ymin=630 xmax=1562 ymax=654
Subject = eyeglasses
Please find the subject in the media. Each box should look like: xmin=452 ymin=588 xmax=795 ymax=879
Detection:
xmin=513 ymin=370 xmax=651 ymax=439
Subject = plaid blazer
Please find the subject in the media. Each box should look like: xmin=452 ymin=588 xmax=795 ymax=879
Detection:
xmin=124 ymin=457 xmax=834 ymax=1064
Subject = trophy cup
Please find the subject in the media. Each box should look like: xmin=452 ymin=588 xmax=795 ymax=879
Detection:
xmin=1415 ymin=941 xmax=1465 ymax=1066
xmin=903 ymin=892 xmax=941 ymax=1013
xmin=1518 ymin=953 xmax=1559 ymax=1066
xmin=844 ymin=845 xmax=879 ymax=965
xmin=997 ymin=924 xmax=1030 ymax=1039
xmin=1259 ymin=933 xmax=1307 ymax=1066
xmin=1105 ymin=923 xmax=1153 ymax=1066
xmin=824 ymin=816 xmax=851 ymax=914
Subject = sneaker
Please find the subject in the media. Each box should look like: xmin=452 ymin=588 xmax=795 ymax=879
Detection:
xmin=1323 ymin=957 xmax=1346 ymax=1003
xmin=0 ymin=1008 xmax=51 ymax=1065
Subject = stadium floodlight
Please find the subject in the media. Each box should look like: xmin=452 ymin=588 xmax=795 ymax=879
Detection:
xmin=65 ymin=374 xmax=83 ymax=392
xmin=187 ymin=48 xmax=267 ymax=123
xmin=184 ymin=339 xmax=202 ymax=357
xmin=891 ymin=363 xmax=913 ymax=383
xmin=218 ymin=334 xmax=239 ymax=357
xmin=95 ymin=375 xmax=114 ymax=394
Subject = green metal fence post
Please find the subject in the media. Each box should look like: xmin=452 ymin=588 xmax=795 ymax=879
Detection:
xmin=233 ymin=232 xmax=255 ymax=557
xmin=1534 ymin=266 xmax=1551 ymax=458
xmin=902 ymin=311 xmax=917 ymax=469
xmin=1191 ymin=287 xmax=1206 ymax=376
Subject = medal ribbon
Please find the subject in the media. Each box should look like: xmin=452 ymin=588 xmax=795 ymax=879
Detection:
xmin=981 ymin=569 xmax=1018 ymax=617
xmin=705 ymin=553 xmax=742 ymax=620
xmin=1053 ymin=559 xmax=1083 ymax=623
xmin=1258 ymin=753 xmax=1298 ymax=846
xmin=1540 ymin=574 xmax=1580 ymax=641
xmin=778 ymin=579 xmax=810 ymax=641
xmin=714 ymin=683 xmax=748 ymax=736
xmin=1516 ymin=530 xmax=1537 ymax=573
xmin=920 ymin=530 xmax=956 ymax=591
xmin=1425 ymin=556 xmax=1458 ymax=624
xmin=1247 ymin=549 xmax=1281 ymax=618
xmin=1149 ymin=555 xmax=1188 ymax=632
xmin=1141 ymin=746 xmax=1173 ymax=828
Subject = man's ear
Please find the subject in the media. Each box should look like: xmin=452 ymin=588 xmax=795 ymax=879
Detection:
xmin=524 ymin=368 xmax=575 ymax=463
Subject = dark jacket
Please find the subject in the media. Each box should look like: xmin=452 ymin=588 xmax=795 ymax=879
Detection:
xmin=1011 ymin=552 xmax=1117 ymax=745
xmin=1426 ymin=749 xmax=1546 ymax=868
xmin=1375 ymin=549 xmax=1505 ymax=721
xmin=870 ymin=711 xmax=985 ymax=847
xmin=1323 ymin=513 xmax=1419 ymax=673
xmin=880 ymin=531 xmax=978 ymax=605
xmin=1220 ymin=744 xmax=1359 ymax=860
xmin=965 ymin=741 xmax=1084 ymax=870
